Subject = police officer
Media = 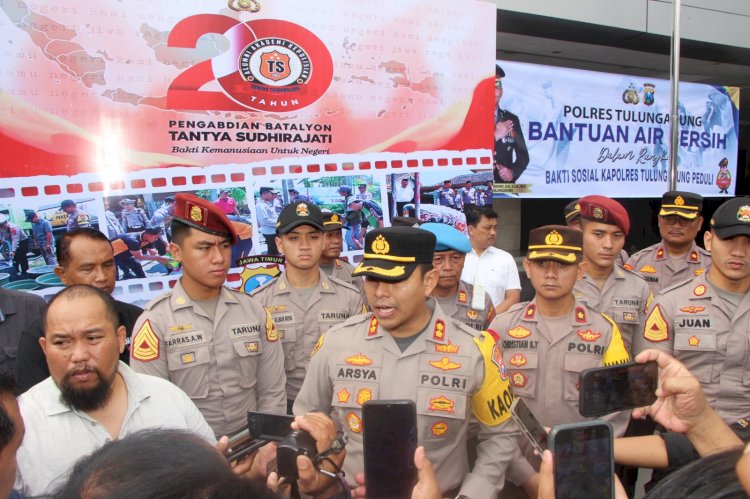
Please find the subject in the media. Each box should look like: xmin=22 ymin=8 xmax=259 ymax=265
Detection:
xmin=633 ymin=196 xmax=750 ymax=424
xmin=256 ymin=187 xmax=280 ymax=255
xmin=294 ymin=226 xmax=520 ymax=498
xmin=24 ymin=210 xmax=56 ymax=265
xmin=319 ymin=209 xmax=363 ymax=294
xmin=130 ymin=193 xmax=286 ymax=437
xmin=625 ymin=191 xmax=710 ymax=293
xmin=494 ymin=65 xmax=529 ymax=183
xmin=489 ymin=225 xmax=631 ymax=441
xmin=436 ymin=180 xmax=457 ymax=208
xmin=564 ymin=199 xmax=628 ymax=266
xmin=0 ymin=214 xmax=29 ymax=277
xmin=573 ymin=196 xmax=651 ymax=353
xmin=459 ymin=181 xmax=477 ymax=212
xmin=420 ymin=222 xmax=494 ymax=331
xmin=120 ymin=198 xmax=148 ymax=233
xmin=251 ymin=202 xmax=364 ymax=410
xmin=60 ymin=199 xmax=92 ymax=232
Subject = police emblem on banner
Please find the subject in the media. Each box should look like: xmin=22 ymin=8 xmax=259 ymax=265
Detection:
xmin=643 ymin=83 xmax=655 ymax=106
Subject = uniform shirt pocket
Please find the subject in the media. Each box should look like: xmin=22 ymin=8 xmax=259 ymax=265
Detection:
xmin=416 ymin=387 xmax=466 ymax=449
xmin=563 ymin=354 xmax=597 ymax=403
xmin=231 ymin=332 xmax=262 ymax=388
xmin=278 ymin=326 xmax=298 ymax=372
xmin=506 ymin=352 xmax=538 ymax=399
xmin=165 ymin=342 xmax=211 ymax=399
xmin=674 ymin=331 xmax=717 ymax=384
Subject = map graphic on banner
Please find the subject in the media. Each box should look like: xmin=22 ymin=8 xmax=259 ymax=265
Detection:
xmin=0 ymin=0 xmax=496 ymax=304
xmin=492 ymin=61 xmax=740 ymax=198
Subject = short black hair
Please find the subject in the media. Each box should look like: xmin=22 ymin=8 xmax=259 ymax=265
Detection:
xmin=52 ymin=429 xmax=278 ymax=499
xmin=170 ymin=219 xmax=190 ymax=245
xmin=56 ymin=228 xmax=111 ymax=268
xmin=0 ymin=370 xmax=18 ymax=451
xmin=143 ymin=227 xmax=162 ymax=236
xmin=466 ymin=206 xmax=498 ymax=228
xmin=44 ymin=285 xmax=119 ymax=337
xmin=163 ymin=196 xmax=175 ymax=204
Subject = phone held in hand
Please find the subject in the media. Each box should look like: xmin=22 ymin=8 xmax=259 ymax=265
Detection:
xmin=510 ymin=398 xmax=548 ymax=455
xmin=578 ymin=361 xmax=658 ymax=417
xmin=549 ymin=420 xmax=614 ymax=499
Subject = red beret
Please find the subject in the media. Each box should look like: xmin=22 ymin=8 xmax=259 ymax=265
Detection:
xmin=173 ymin=193 xmax=238 ymax=244
xmin=578 ymin=195 xmax=630 ymax=235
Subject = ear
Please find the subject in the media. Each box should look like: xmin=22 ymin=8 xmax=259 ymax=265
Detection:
xmin=576 ymin=261 xmax=587 ymax=280
xmin=703 ymin=230 xmax=713 ymax=251
xmin=423 ymin=268 xmax=439 ymax=296
xmin=39 ymin=336 xmax=47 ymax=357
xmin=275 ymin=236 xmax=284 ymax=254
xmin=116 ymin=325 xmax=127 ymax=354
xmin=168 ymin=242 xmax=182 ymax=262
xmin=53 ymin=265 xmax=67 ymax=285
xmin=522 ymin=258 xmax=531 ymax=278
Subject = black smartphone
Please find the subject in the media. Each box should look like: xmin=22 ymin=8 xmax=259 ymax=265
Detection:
xmin=510 ymin=398 xmax=548 ymax=454
xmin=363 ymin=400 xmax=418 ymax=499
xmin=549 ymin=421 xmax=614 ymax=499
xmin=247 ymin=411 xmax=295 ymax=441
xmin=578 ymin=361 xmax=658 ymax=417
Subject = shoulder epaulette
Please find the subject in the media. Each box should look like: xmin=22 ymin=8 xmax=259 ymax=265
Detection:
xmin=328 ymin=275 xmax=360 ymax=294
xmin=143 ymin=290 xmax=172 ymax=311
xmin=658 ymin=277 xmax=694 ymax=296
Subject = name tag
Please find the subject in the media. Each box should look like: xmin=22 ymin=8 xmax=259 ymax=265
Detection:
xmin=319 ymin=310 xmax=350 ymax=322
xmin=272 ymin=312 xmax=296 ymax=325
xmin=230 ymin=323 xmax=262 ymax=337
xmin=165 ymin=331 xmax=207 ymax=349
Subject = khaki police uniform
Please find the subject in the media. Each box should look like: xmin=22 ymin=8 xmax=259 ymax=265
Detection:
xmin=294 ymin=301 xmax=520 ymax=498
xmin=129 ymin=280 xmax=287 ymax=437
xmin=489 ymin=299 xmax=632 ymax=437
xmin=435 ymin=281 xmax=495 ymax=332
xmin=573 ymin=266 xmax=652 ymax=353
xmin=625 ymin=241 xmax=710 ymax=294
xmin=324 ymin=257 xmax=364 ymax=295
xmin=633 ymin=271 xmax=750 ymax=423
xmin=250 ymin=269 xmax=365 ymax=401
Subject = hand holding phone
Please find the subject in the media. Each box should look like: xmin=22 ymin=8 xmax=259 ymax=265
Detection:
xmin=549 ymin=421 xmax=614 ymax=499
xmin=579 ymin=361 xmax=658 ymax=417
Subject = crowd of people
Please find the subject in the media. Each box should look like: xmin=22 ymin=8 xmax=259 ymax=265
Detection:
xmin=1 ymin=188 xmax=750 ymax=499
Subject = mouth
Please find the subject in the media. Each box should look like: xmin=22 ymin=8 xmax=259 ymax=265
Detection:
xmin=70 ymin=368 xmax=96 ymax=382
xmin=727 ymin=260 xmax=746 ymax=270
xmin=373 ymin=305 xmax=397 ymax=319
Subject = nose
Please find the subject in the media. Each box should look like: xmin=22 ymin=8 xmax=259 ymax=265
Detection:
xmin=209 ymin=245 xmax=226 ymax=264
xmin=373 ymin=280 xmax=390 ymax=298
xmin=92 ymin=265 xmax=107 ymax=285
xmin=69 ymin=341 xmax=90 ymax=363
xmin=602 ymin=235 xmax=614 ymax=250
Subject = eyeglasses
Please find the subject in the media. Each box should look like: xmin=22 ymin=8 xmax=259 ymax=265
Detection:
xmin=661 ymin=215 xmax=694 ymax=227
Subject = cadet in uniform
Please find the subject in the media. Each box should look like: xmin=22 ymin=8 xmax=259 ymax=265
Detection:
xmin=573 ymin=196 xmax=652 ymax=352
xmin=251 ymin=202 xmax=364 ymax=410
xmin=319 ymin=209 xmax=364 ymax=294
xmin=130 ymin=193 xmax=286 ymax=437
xmin=120 ymin=198 xmax=149 ymax=233
xmin=625 ymin=191 xmax=710 ymax=293
xmin=489 ymin=226 xmax=631 ymax=442
xmin=421 ymin=222 xmax=494 ymax=331
xmin=564 ymin=198 xmax=628 ymax=266
xmin=294 ymin=227 xmax=520 ymax=498
xmin=634 ymin=197 xmax=750 ymax=424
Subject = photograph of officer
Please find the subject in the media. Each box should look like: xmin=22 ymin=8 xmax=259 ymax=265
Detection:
xmin=494 ymin=64 xmax=529 ymax=183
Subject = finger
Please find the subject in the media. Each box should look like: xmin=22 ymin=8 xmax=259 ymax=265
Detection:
xmin=215 ymin=435 xmax=229 ymax=454
xmin=614 ymin=475 xmax=628 ymax=499
xmin=538 ymin=450 xmax=555 ymax=499
xmin=296 ymin=454 xmax=319 ymax=489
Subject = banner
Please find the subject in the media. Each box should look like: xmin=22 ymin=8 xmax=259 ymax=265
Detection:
xmin=0 ymin=0 xmax=496 ymax=304
xmin=492 ymin=61 xmax=740 ymax=197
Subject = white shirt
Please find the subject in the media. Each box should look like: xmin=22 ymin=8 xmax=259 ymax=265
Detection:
xmin=395 ymin=185 xmax=415 ymax=202
xmin=460 ymin=246 xmax=520 ymax=306
xmin=15 ymin=362 xmax=216 ymax=498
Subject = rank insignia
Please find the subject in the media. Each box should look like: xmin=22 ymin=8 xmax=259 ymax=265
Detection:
xmin=168 ymin=323 xmax=193 ymax=333
xmin=372 ymin=234 xmax=390 ymax=255
xmin=431 ymin=422 xmax=448 ymax=437
xmin=311 ymin=334 xmax=325 ymax=357
xmin=132 ymin=320 xmax=160 ymax=362
xmin=509 ymin=354 xmax=527 ymax=367
xmin=433 ymin=320 xmax=445 ymax=341
xmin=524 ymin=304 xmax=536 ymax=318
xmin=623 ymin=312 xmax=636 ymax=322
xmin=679 ymin=306 xmax=705 ymax=314
xmin=577 ymin=330 xmax=602 ymax=342
xmin=693 ymin=284 xmax=707 ymax=296
xmin=357 ymin=388 xmax=373 ymax=406
xmin=623 ymin=263 xmax=634 ymax=271
xmin=639 ymin=265 xmax=657 ymax=274
xmin=245 ymin=341 xmax=259 ymax=353
xmin=644 ymin=305 xmax=669 ymax=342
xmin=346 ymin=412 xmax=362 ymax=433
xmin=511 ymin=372 xmax=527 ymax=388
xmin=688 ymin=335 xmax=700 ymax=347
xmin=334 ymin=259 xmax=342 ymax=268
xmin=458 ymin=291 xmax=467 ymax=303
xmin=694 ymin=269 xmax=705 ymax=276
xmin=435 ymin=341 xmax=459 ymax=354
xmin=345 ymin=353 xmax=372 ymax=366
xmin=466 ymin=309 xmax=479 ymax=320
xmin=689 ymin=251 xmax=699 ymax=262
xmin=368 ymin=317 xmax=378 ymax=336
xmin=575 ymin=306 xmax=586 ymax=323
xmin=265 ymin=310 xmax=279 ymax=342
xmin=175 ymin=296 xmax=186 ymax=305
xmin=267 ymin=305 xmax=287 ymax=313
xmin=508 ymin=326 xmax=531 ymax=339
xmin=486 ymin=306 xmax=496 ymax=323
xmin=429 ymin=357 xmax=461 ymax=371
xmin=428 ymin=395 xmax=455 ymax=414
xmin=322 ymin=281 xmax=329 ymax=290
xmin=180 ymin=352 xmax=195 ymax=364
xmin=656 ymin=248 xmax=665 ymax=258
xmin=337 ymin=388 xmax=350 ymax=404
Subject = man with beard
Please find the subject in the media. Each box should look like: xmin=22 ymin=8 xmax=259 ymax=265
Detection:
xmin=13 ymin=285 xmax=215 ymax=497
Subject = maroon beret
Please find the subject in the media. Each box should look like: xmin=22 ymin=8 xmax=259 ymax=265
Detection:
xmin=578 ymin=195 xmax=630 ymax=235
xmin=173 ymin=193 xmax=238 ymax=244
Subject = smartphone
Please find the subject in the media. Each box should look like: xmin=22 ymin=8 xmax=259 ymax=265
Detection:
xmin=549 ymin=421 xmax=614 ymax=499
xmin=363 ymin=400 xmax=418 ymax=499
xmin=510 ymin=398 xmax=548 ymax=454
xmin=578 ymin=361 xmax=658 ymax=417
xmin=247 ymin=411 xmax=295 ymax=441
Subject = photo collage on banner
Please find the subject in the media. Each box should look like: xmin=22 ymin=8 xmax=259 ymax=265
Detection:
xmin=0 ymin=0 xmax=497 ymax=304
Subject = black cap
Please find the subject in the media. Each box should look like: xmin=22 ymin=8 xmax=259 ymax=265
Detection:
xmin=710 ymin=197 xmax=750 ymax=239
xmin=60 ymin=199 xmax=76 ymax=210
xmin=659 ymin=191 xmax=702 ymax=219
xmin=564 ymin=200 xmax=581 ymax=223
xmin=352 ymin=227 xmax=435 ymax=282
xmin=276 ymin=201 xmax=324 ymax=234
xmin=391 ymin=216 xmax=422 ymax=227
xmin=496 ymin=65 xmax=505 ymax=78
xmin=259 ymin=187 xmax=276 ymax=195
xmin=527 ymin=225 xmax=583 ymax=263
xmin=321 ymin=209 xmax=346 ymax=231
xmin=24 ymin=209 xmax=37 ymax=221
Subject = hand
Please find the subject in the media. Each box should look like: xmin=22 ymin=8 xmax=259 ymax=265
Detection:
xmin=293 ymin=413 xmax=345 ymax=497
xmin=738 ymin=443 xmax=750 ymax=495
xmin=537 ymin=450 xmax=628 ymax=499
xmin=214 ymin=435 xmax=260 ymax=479
xmin=351 ymin=446 xmax=440 ymax=499
xmin=497 ymin=166 xmax=514 ymax=182
xmin=495 ymin=120 xmax=513 ymax=140
xmin=631 ymin=349 xmax=710 ymax=433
